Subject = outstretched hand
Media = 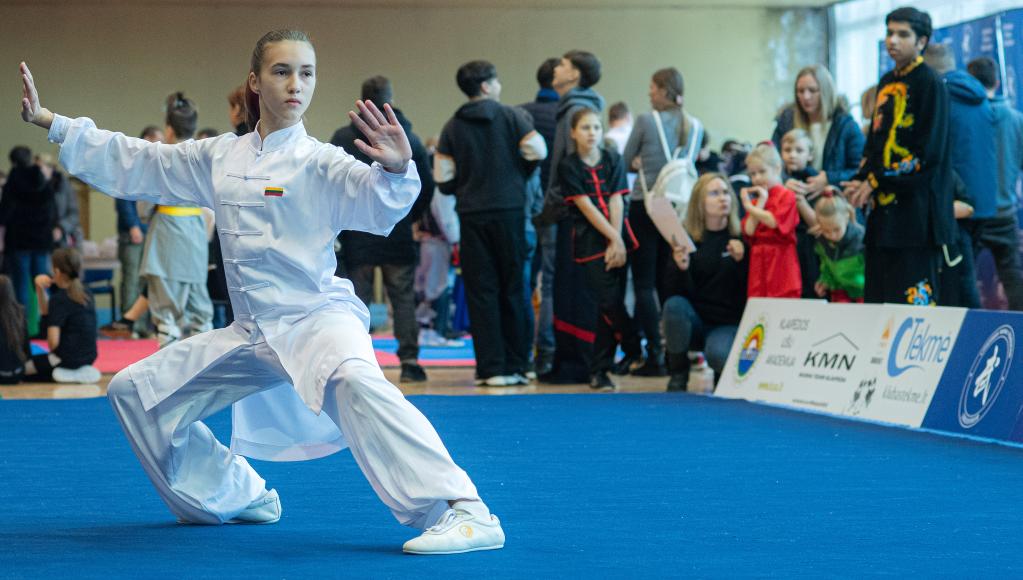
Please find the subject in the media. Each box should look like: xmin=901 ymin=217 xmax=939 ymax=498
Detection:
xmin=348 ymin=100 xmax=412 ymax=174
xmin=20 ymin=62 xmax=53 ymax=129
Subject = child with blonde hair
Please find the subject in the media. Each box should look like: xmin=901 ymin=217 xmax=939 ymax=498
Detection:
xmin=813 ymin=192 xmax=865 ymax=302
xmin=781 ymin=128 xmax=823 ymax=297
xmin=741 ymin=143 xmax=801 ymax=297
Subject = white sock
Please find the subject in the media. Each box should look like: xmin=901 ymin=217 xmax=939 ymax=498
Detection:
xmin=451 ymin=499 xmax=490 ymax=520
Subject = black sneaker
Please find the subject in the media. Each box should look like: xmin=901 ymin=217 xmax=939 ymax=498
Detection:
xmin=99 ymin=318 xmax=134 ymax=339
xmin=631 ymin=359 xmax=668 ymax=377
xmin=610 ymin=354 xmax=641 ymax=376
xmin=589 ymin=371 xmax=617 ymax=392
xmin=666 ymin=374 xmax=687 ymax=392
xmin=400 ymin=362 xmax=428 ymax=383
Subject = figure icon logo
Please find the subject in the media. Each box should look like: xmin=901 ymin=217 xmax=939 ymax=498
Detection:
xmin=958 ymin=325 xmax=1014 ymax=429
xmin=737 ymin=323 xmax=765 ymax=379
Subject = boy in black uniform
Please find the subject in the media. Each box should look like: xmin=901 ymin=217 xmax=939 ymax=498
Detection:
xmin=844 ymin=6 xmax=955 ymax=306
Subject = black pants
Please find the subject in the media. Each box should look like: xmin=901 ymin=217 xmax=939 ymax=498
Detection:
xmin=582 ymin=258 xmax=641 ymax=375
xmin=460 ymin=211 xmax=529 ymax=378
xmin=627 ymin=200 xmax=668 ymax=358
xmin=864 ymin=245 xmax=943 ymax=305
xmin=796 ymin=228 xmax=821 ymax=298
xmin=964 ymin=214 xmax=1023 ymax=310
xmin=940 ymin=224 xmax=981 ymax=308
xmin=661 ymin=295 xmax=739 ymax=380
xmin=348 ymin=262 xmax=420 ymax=364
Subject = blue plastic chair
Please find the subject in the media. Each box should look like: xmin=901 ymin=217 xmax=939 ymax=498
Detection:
xmin=82 ymin=267 xmax=117 ymax=323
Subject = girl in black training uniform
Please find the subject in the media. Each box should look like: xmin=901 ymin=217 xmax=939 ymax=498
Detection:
xmin=558 ymin=108 xmax=641 ymax=391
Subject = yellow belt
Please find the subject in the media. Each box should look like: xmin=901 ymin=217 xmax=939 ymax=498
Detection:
xmin=157 ymin=206 xmax=202 ymax=216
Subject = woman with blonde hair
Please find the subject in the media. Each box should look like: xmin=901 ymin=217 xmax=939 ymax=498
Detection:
xmin=771 ymin=65 xmax=864 ymax=197
xmin=662 ymin=173 xmax=747 ymax=391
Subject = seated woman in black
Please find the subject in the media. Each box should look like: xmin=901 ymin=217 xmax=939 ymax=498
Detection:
xmin=0 ymin=275 xmax=31 ymax=384
xmin=663 ymin=173 xmax=748 ymax=391
xmin=558 ymin=108 xmax=641 ymax=391
xmin=26 ymin=248 xmax=100 ymax=384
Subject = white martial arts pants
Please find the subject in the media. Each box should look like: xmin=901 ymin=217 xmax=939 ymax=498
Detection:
xmin=107 ymin=337 xmax=481 ymax=528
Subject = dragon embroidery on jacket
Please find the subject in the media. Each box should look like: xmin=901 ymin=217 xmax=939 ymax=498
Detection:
xmin=872 ymin=81 xmax=920 ymax=206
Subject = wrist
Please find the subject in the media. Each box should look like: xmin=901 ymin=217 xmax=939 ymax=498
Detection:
xmin=383 ymin=159 xmax=410 ymax=174
xmin=34 ymin=108 xmax=54 ymax=130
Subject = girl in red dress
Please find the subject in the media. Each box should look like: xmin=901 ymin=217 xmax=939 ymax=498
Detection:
xmin=740 ymin=144 xmax=801 ymax=298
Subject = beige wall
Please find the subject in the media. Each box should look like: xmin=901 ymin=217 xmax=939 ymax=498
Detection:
xmin=0 ymin=3 xmax=826 ymax=242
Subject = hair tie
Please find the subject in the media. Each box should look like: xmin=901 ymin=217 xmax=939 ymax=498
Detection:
xmin=821 ymin=189 xmax=834 ymax=198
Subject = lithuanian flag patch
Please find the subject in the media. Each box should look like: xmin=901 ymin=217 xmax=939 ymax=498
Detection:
xmin=264 ymin=186 xmax=285 ymax=197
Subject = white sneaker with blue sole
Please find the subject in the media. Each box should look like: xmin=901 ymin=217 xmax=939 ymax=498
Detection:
xmin=403 ymin=509 xmax=505 ymax=555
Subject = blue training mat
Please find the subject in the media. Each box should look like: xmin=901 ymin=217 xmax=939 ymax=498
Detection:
xmin=1 ymin=394 xmax=1022 ymax=576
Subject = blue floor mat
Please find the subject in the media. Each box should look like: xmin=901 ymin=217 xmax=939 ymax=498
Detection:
xmin=2 ymin=394 xmax=1022 ymax=577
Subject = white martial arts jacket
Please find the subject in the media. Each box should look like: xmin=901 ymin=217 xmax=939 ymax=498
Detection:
xmin=49 ymin=115 xmax=419 ymax=461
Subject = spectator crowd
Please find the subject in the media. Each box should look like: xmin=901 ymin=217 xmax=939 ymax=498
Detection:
xmin=1 ymin=6 xmax=1022 ymax=394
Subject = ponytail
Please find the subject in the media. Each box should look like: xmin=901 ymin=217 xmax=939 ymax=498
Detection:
xmin=815 ymin=190 xmax=856 ymax=224
xmin=51 ymin=248 xmax=90 ymax=307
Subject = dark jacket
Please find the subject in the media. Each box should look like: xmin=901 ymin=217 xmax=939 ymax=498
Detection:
xmin=855 ymin=58 xmax=955 ymax=249
xmin=771 ymin=106 xmax=865 ymax=187
xmin=518 ymin=88 xmax=559 ymax=193
xmin=991 ymin=96 xmax=1023 ymax=212
xmin=0 ymin=165 xmax=57 ymax=252
xmin=664 ymin=228 xmax=748 ymax=326
xmin=437 ymin=99 xmax=537 ymax=215
xmin=541 ymin=87 xmax=605 ymax=223
xmin=332 ymin=107 xmax=434 ymax=266
xmin=944 ymin=70 xmax=998 ymax=218
xmin=116 ymin=199 xmax=149 ymax=235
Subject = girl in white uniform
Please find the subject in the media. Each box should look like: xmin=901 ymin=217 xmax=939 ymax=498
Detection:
xmin=19 ymin=29 xmax=504 ymax=556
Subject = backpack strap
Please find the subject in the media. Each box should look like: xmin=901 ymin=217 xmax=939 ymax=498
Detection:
xmin=651 ymin=111 xmax=673 ymax=163
xmin=684 ymin=117 xmax=703 ymax=165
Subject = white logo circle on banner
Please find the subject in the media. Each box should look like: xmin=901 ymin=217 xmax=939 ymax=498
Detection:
xmin=958 ymin=325 xmax=1014 ymax=429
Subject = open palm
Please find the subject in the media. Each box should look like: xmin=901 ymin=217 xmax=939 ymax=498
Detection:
xmin=348 ymin=100 xmax=412 ymax=173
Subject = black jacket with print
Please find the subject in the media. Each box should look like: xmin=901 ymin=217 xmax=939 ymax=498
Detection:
xmin=855 ymin=57 xmax=955 ymax=248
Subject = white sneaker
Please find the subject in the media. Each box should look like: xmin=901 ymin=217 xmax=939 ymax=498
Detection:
xmin=52 ymin=365 xmax=102 ymax=384
xmin=403 ymin=509 xmax=505 ymax=555
xmin=227 ymin=488 xmax=281 ymax=524
xmin=475 ymin=375 xmax=515 ymax=387
xmin=420 ymin=329 xmax=465 ymax=348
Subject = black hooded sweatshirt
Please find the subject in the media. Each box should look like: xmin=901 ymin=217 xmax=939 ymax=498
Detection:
xmin=332 ymin=107 xmax=434 ymax=266
xmin=0 ymin=165 xmax=56 ymax=252
xmin=437 ymin=99 xmax=537 ymax=215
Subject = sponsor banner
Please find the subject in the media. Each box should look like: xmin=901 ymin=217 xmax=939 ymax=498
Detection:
xmin=844 ymin=305 xmax=967 ymax=428
xmin=1004 ymin=9 xmax=1023 ymax=109
xmin=922 ymin=311 xmax=1023 ymax=441
xmin=716 ymin=299 xmax=876 ymax=414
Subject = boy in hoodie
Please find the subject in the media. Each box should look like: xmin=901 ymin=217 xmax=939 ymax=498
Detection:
xmin=844 ymin=6 xmax=955 ymax=306
xmin=540 ymin=50 xmax=607 ymax=383
xmin=434 ymin=60 xmax=547 ymax=387
xmin=966 ymin=56 xmax=1023 ymax=311
xmin=332 ymin=76 xmax=435 ymax=383
xmin=924 ymin=44 xmax=994 ymax=308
